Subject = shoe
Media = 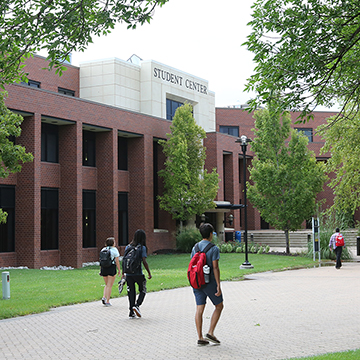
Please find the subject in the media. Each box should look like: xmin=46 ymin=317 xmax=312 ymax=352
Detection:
xmin=197 ymin=339 xmax=209 ymax=346
xmin=129 ymin=311 xmax=136 ymax=319
xmin=205 ymin=333 xmax=220 ymax=344
xmin=118 ymin=278 xmax=126 ymax=294
xmin=101 ymin=297 xmax=106 ymax=305
xmin=133 ymin=305 xmax=141 ymax=318
xmin=104 ymin=302 xmax=112 ymax=307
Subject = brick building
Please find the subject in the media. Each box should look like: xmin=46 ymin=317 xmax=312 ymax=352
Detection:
xmin=0 ymin=55 xmax=353 ymax=268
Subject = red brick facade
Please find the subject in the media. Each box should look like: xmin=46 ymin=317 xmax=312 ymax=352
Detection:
xmin=0 ymin=56 xmax=356 ymax=268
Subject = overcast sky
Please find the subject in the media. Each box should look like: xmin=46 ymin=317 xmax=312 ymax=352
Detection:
xmin=70 ymin=0 xmax=256 ymax=108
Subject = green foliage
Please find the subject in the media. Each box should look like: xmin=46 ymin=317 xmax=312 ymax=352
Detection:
xmin=265 ymin=245 xmax=270 ymax=253
xmin=158 ymin=104 xmax=219 ymax=222
xmin=318 ymin=107 xmax=360 ymax=216
xmin=175 ymin=227 xmax=202 ymax=253
xmin=0 ymin=0 xmax=169 ymax=86
xmin=0 ymin=92 xmax=33 ymax=180
xmin=257 ymin=246 xmax=264 ymax=254
xmin=244 ymin=0 xmax=360 ymax=119
xmin=247 ymin=105 xmax=327 ymax=253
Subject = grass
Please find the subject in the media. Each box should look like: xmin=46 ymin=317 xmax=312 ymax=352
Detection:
xmin=289 ymin=349 xmax=360 ymax=359
xmin=0 ymin=252 xmax=319 ymax=320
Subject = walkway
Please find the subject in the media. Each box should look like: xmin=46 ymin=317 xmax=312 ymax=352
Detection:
xmin=1 ymin=262 xmax=360 ymax=359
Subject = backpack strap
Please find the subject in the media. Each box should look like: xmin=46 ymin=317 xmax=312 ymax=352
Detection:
xmin=202 ymin=242 xmax=215 ymax=254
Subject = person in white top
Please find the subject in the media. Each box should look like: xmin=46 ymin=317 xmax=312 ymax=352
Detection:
xmin=100 ymin=237 xmax=121 ymax=306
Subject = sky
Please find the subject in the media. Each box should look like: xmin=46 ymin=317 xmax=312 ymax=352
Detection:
xmin=70 ymin=0 xmax=256 ymax=108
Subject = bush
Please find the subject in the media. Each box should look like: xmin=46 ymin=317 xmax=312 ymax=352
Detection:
xmin=220 ymin=243 xmax=228 ymax=253
xmin=265 ymin=245 xmax=270 ymax=253
xmin=226 ymin=243 xmax=233 ymax=253
xmin=176 ymin=228 xmax=202 ymax=253
xmin=236 ymin=246 xmax=242 ymax=253
xmin=257 ymin=246 xmax=264 ymax=254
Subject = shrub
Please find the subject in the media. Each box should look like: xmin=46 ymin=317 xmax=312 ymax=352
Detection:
xmin=236 ymin=246 xmax=242 ymax=253
xmin=220 ymin=243 xmax=228 ymax=253
xmin=265 ymin=245 xmax=270 ymax=253
xmin=176 ymin=228 xmax=202 ymax=253
xmin=226 ymin=243 xmax=233 ymax=253
xmin=257 ymin=246 xmax=263 ymax=254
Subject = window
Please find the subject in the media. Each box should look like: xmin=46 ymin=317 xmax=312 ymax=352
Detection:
xmin=118 ymin=137 xmax=128 ymax=171
xmin=118 ymin=193 xmax=128 ymax=246
xmin=0 ymin=185 xmax=15 ymax=252
xmin=295 ymin=128 xmax=313 ymax=143
xmin=58 ymin=87 xmax=75 ymax=96
xmin=83 ymin=190 xmax=96 ymax=248
xmin=41 ymin=188 xmax=59 ymax=250
xmin=83 ymin=130 xmax=96 ymax=167
xmin=219 ymin=126 xmax=239 ymax=137
xmin=166 ymin=99 xmax=184 ymax=120
xmin=21 ymin=80 xmax=41 ymax=88
xmin=41 ymin=123 xmax=59 ymax=163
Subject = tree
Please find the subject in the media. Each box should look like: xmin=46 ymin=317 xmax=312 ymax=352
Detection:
xmin=0 ymin=0 xmax=169 ymax=85
xmin=244 ymin=0 xmax=360 ymax=120
xmin=158 ymin=104 xmax=219 ymax=228
xmin=318 ymin=106 xmax=360 ymax=216
xmin=0 ymin=0 xmax=168 ymax=221
xmin=0 ymin=92 xmax=34 ymax=223
xmin=247 ymin=105 xmax=326 ymax=253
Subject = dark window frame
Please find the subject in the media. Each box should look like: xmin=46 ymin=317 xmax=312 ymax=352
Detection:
xmin=58 ymin=87 xmax=75 ymax=96
xmin=166 ymin=99 xmax=184 ymax=120
xmin=295 ymin=127 xmax=313 ymax=143
xmin=118 ymin=192 xmax=128 ymax=246
xmin=83 ymin=130 xmax=96 ymax=167
xmin=41 ymin=187 xmax=59 ymax=250
xmin=41 ymin=123 xmax=59 ymax=163
xmin=0 ymin=185 xmax=15 ymax=252
xmin=21 ymin=79 xmax=41 ymax=88
xmin=83 ymin=190 xmax=96 ymax=248
xmin=219 ymin=126 xmax=239 ymax=137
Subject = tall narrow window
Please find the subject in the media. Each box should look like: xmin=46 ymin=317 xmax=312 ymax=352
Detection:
xmin=118 ymin=137 xmax=128 ymax=171
xmin=41 ymin=188 xmax=59 ymax=250
xmin=166 ymin=99 xmax=184 ymax=120
xmin=0 ymin=185 xmax=15 ymax=252
xmin=83 ymin=130 xmax=96 ymax=167
xmin=118 ymin=192 xmax=128 ymax=246
xmin=41 ymin=123 xmax=59 ymax=163
xmin=83 ymin=190 xmax=96 ymax=247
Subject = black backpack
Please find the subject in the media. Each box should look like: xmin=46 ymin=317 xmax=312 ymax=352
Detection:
xmin=99 ymin=247 xmax=112 ymax=268
xmin=122 ymin=244 xmax=142 ymax=274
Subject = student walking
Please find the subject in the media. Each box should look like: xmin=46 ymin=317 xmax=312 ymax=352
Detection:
xmin=190 ymin=223 xmax=223 ymax=346
xmin=99 ymin=237 xmax=121 ymax=306
xmin=329 ymin=227 xmax=346 ymax=269
xmin=123 ymin=229 xmax=152 ymax=318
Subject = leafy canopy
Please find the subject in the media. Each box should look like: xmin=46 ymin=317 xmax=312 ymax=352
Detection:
xmin=0 ymin=0 xmax=169 ymax=85
xmin=318 ymin=106 xmax=360 ymax=215
xmin=247 ymin=105 xmax=326 ymax=252
xmin=158 ymin=104 xmax=219 ymax=222
xmin=244 ymin=0 xmax=360 ymax=119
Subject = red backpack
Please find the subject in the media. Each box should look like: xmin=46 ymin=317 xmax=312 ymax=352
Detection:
xmin=335 ymin=233 xmax=344 ymax=247
xmin=187 ymin=242 xmax=215 ymax=289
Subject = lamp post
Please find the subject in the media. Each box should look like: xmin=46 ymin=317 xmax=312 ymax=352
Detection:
xmin=236 ymin=135 xmax=254 ymax=269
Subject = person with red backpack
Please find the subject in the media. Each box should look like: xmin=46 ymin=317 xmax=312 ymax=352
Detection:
xmin=190 ymin=223 xmax=223 ymax=346
xmin=329 ymin=227 xmax=346 ymax=269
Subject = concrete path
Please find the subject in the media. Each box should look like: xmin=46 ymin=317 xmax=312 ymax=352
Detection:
xmin=1 ymin=262 xmax=360 ymax=360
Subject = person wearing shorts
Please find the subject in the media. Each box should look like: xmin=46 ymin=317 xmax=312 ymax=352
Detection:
xmin=190 ymin=223 xmax=223 ymax=346
xmin=99 ymin=237 xmax=121 ymax=306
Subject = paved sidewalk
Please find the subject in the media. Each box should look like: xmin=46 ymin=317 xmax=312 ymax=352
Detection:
xmin=1 ymin=262 xmax=360 ymax=360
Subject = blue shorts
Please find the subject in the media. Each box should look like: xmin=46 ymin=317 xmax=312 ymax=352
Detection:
xmin=193 ymin=280 xmax=223 ymax=306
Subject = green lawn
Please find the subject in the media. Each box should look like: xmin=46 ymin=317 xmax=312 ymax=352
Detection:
xmin=290 ymin=349 xmax=360 ymax=359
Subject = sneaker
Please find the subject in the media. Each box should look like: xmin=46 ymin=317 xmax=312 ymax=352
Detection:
xmin=118 ymin=278 xmax=126 ymax=294
xmin=104 ymin=302 xmax=112 ymax=307
xmin=129 ymin=311 xmax=136 ymax=319
xmin=133 ymin=305 xmax=141 ymax=318
xmin=101 ymin=297 xmax=106 ymax=305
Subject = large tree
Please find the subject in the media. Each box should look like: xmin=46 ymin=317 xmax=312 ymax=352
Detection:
xmin=247 ymin=105 xmax=326 ymax=253
xmin=158 ymin=104 xmax=219 ymax=228
xmin=0 ymin=0 xmax=168 ymax=222
xmin=318 ymin=106 xmax=360 ymax=216
xmin=244 ymin=0 xmax=360 ymax=120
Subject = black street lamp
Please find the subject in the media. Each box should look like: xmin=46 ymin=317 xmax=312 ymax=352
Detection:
xmin=236 ymin=135 xmax=254 ymax=269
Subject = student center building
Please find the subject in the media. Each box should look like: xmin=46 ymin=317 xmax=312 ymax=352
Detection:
xmin=0 ymin=55 xmax=352 ymax=268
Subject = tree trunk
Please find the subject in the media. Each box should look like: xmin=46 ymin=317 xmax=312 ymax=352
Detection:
xmin=284 ymin=229 xmax=290 ymax=254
